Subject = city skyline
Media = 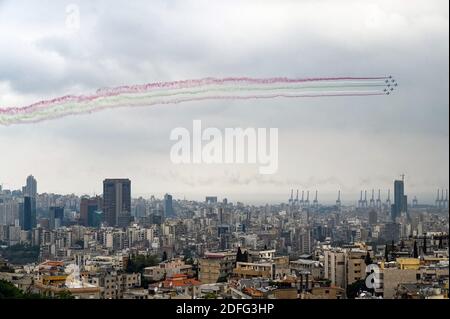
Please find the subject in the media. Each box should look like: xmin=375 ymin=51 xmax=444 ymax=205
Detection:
xmin=0 ymin=0 xmax=449 ymax=305
xmin=1 ymin=168 xmax=448 ymax=301
xmin=0 ymin=173 xmax=448 ymax=206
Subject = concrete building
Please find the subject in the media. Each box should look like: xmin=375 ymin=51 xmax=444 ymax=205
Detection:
xmin=32 ymin=260 xmax=101 ymax=299
xmin=198 ymin=251 xmax=236 ymax=284
xmin=143 ymin=258 xmax=193 ymax=282
xmin=368 ymin=210 xmax=377 ymax=225
xmin=304 ymin=286 xmax=346 ymax=299
xmin=85 ymin=271 xmax=141 ymax=299
xmin=323 ymin=248 xmax=370 ymax=289
xmin=290 ymin=259 xmax=324 ymax=280
xmin=80 ymin=196 xmax=102 ymax=227
xmin=247 ymin=249 xmax=276 ymax=262
xmin=233 ymin=261 xmax=275 ymax=280
xmin=103 ymin=179 xmax=131 ymax=228
xmin=324 ymin=249 xmax=346 ymax=289
xmin=346 ymin=249 xmax=368 ymax=286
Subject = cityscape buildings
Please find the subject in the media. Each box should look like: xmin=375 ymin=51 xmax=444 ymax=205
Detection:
xmin=0 ymin=174 xmax=448 ymax=299
xmin=103 ymin=179 xmax=131 ymax=228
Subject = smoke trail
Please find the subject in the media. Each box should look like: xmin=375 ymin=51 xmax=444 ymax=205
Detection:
xmin=0 ymin=76 xmax=397 ymax=125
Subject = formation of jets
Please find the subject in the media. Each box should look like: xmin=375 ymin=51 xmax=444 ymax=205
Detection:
xmin=384 ymin=76 xmax=397 ymax=95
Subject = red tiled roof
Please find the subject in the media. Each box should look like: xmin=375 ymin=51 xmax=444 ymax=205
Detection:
xmin=162 ymin=274 xmax=201 ymax=288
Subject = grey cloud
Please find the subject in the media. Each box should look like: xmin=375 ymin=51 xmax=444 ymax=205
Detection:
xmin=0 ymin=0 xmax=448 ymax=203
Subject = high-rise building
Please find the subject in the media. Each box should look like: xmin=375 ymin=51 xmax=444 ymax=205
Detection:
xmin=49 ymin=206 xmax=64 ymax=230
xmin=163 ymin=193 xmax=174 ymax=218
xmin=299 ymin=229 xmax=312 ymax=255
xmin=0 ymin=200 xmax=19 ymax=226
xmin=324 ymin=249 xmax=346 ymax=289
xmin=24 ymin=175 xmax=37 ymax=198
xmin=369 ymin=210 xmax=378 ymax=225
xmin=21 ymin=196 xmax=36 ymax=231
xmin=205 ymin=196 xmax=218 ymax=204
xmin=88 ymin=210 xmax=103 ymax=228
xmin=103 ymin=179 xmax=131 ymax=227
xmin=218 ymin=207 xmax=224 ymax=224
xmin=384 ymin=222 xmax=400 ymax=242
xmin=391 ymin=178 xmax=407 ymax=221
xmin=80 ymin=196 xmax=102 ymax=226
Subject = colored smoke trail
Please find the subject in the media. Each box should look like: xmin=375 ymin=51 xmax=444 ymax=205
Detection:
xmin=0 ymin=76 xmax=397 ymax=125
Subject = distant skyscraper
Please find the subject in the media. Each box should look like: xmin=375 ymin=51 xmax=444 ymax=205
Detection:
xmin=336 ymin=190 xmax=341 ymax=208
xmin=80 ymin=196 xmax=102 ymax=226
xmin=88 ymin=210 xmax=103 ymax=228
xmin=369 ymin=210 xmax=378 ymax=225
xmin=384 ymin=222 xmax=400 ymax=242
xmin=391 ymin=177 xmax=407 ymax=221
xmin=299 ymin=229 xmax=312 ymax=254
xmin=205 ymin=196 xmax=218 ymax=204
xmin=164 ymin=193 xmax=174 ymax=218
xmin=21 ymin=196 xmax=36 ymax=231
xmin=24 ymin=175 xmax=37 ymax=198
xmin=49 ymin=206 xmax=64 ymax=230
xmin=218 ymin=207 xmax=224 ymax=224
xmin=103 ymin=179 xmax=131 ymax=227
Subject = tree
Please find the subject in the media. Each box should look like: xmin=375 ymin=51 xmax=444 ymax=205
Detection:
xmin=126 ymin=254 xmax=159 ymax=273
xmin=384 ymin=244 xmax=389 ymax=262
xmin=182 ymin=248 xmax=193 ymax=260
xmin=236 ymin=247 xmax=243 ymax=262
xmin=184 ymin=257 xmax=194 ymax=265
xmin=0 ymin=280 xmax=47 ymax=299
xmin=364 ymin=251 xmax=372 ymax=266
xmin=203 ymin=292 xmax=217 ymax=299
xmin=0 ymin=279 xmax=23 ymax=299
xmin=56 ymin=290 xmax=74 ymax=299
xmin=346 ymin=279 xmax=366 ymax=299
xmin=413 ymin=241 xmax=418 ymax=258
xmin=438 ymin=236 xmax=443 ymax=249
xmin=243 ymin=251 xmax=249 ymax=262
xmin=192 ymin=261 xmax=199 ymax=279
xmin=140 ymin=276 xmax=151 ymax=289
xmin=216 ymin=275 xmax=228 ymax=283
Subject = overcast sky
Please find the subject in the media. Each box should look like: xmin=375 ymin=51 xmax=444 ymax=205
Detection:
xmin=0 ymin=0 xmax=448 ymax=204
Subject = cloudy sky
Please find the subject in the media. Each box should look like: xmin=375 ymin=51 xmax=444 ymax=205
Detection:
xmin=0 ymin=0 xmax=448 ymax=204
